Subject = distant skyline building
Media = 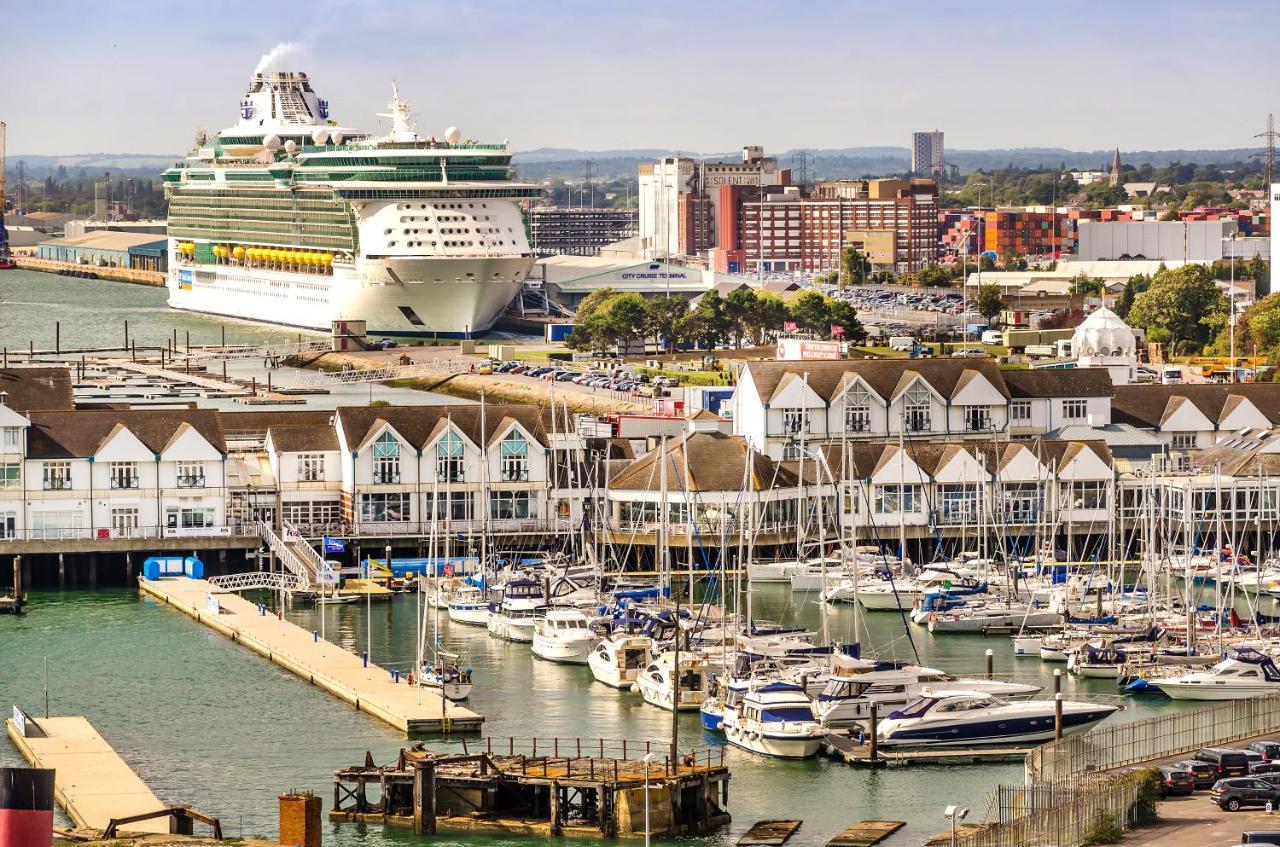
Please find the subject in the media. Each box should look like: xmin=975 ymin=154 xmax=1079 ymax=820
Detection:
xmin=911 ymin=131 xmax=945 ymax=176
xmin=526 ymin=206 xmax=638 ymax=257
xmin=637 ymin=146 xmax=787 ymax=259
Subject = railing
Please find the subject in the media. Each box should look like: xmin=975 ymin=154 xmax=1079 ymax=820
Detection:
xmin=957 ymin=774 xmax=1144 ymax=847
xmin=0 ymin=525 xmax=240 ymax=542
xmin=209 ymin=571 xmax=307 ymax=592
xmin=283 ymin=522 xmax=338 ymax=586
xmin=43 ymin=478 xmax=72 ymax=491
xmin=176 ymin=474 xmax=207 ymax=489
xmin=372 ymin=471 xmax=402 ymax=484
xmin=1027 ymin=692 xmax=1280 ymax=783
xmin=351 ymin=518 xmax=574 ymax=537
xmin=258 ymin=522 xmax=317 ymax=590
xmin=109 ymin=476 xmax=140 ymax=490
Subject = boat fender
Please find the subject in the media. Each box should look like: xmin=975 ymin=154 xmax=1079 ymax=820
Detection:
xmin=928 ymin=612 xmax=938 ymax=623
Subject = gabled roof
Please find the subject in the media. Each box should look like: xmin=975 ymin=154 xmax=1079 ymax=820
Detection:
xmin=815 ymin=439 xmax=1111 ymax=480
xmin=335 ymin=404 xmax=557 ymax=452
xmin=609 ymin=431 xmax=797 ymax=492
xmin=0 ymin=367 xmax=74 ymax=413
xmin=26 ymin=409 xmax=226 ymax=458
xmin=745 ymin=359 xmax=1011 ymax=406
xmin=1112 ymin=385 xmax=1280 ymax=429
xmin=1004 ymin=368 xmax=1115 ymax=399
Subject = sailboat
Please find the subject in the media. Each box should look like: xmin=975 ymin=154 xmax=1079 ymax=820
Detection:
xmin=416 ymin=483 xmax=474 ymax=700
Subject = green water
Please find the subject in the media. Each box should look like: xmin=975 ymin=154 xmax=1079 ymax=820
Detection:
xmin=0 ymin=269 xmax=304 ymax=351
xmin=0 ymin=582 xmax=1199 ymax=846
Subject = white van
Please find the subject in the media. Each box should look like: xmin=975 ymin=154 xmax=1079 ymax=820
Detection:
xmin=888 ymin=336 xmax=915 ymax=352
xmin=1161 ymin=365 xmax=1183 ymax=385
xmin=981 ymin=329 xmax=1003 ymax=346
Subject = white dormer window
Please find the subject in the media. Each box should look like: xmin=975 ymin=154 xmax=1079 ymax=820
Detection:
xmin=436 ymin=431 xmax=465 ymax=482
xmin=371 ymin=431 xmax=401 ymax=484
xmin=903 ymin=384 xmax=932 ymax=433
xmin=500 ymin=430 xmax=529 ymax=482
xmin=843 ymin=387 xmax=872 ymax=433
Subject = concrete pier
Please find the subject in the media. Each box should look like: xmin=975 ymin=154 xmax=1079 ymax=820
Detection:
xmin=4 ymin=714 xmax=168 ymax=833
xmin=138 ymin=576 xmax=482 ymax=734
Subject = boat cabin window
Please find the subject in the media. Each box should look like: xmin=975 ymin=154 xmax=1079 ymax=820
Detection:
xmin=762 ymin=707 xmax=815 ymax=723
xmin=938 ymin=697 xmax=994 ymax=712
xmin=895 ymin=697 xmax=936 ymax=718
xmin=679 ymin=670 xmax=704 ymax=691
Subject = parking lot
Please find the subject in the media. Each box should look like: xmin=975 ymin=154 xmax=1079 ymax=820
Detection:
xmin=1126 ymin=794 xmax=1280 ymax=847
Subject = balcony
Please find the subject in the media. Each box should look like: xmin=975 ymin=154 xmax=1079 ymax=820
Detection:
xmin=176 ymin=474 xmax=207 ymax=489
xmin=371 ymin=470 xmax=401 ymax=485
xmin=500 ymin=467 xmax=530 ymax=482
xmin=109 ymin=476 xmax=140 ymax=490
xmin=43 ymin=478 xmax=72 ymax=491
xmin=437 ymin=471 xmax=465 ymax=484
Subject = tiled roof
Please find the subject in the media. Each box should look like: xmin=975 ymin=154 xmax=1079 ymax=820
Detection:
xmin=1112 ymin=384 xmax=1280 ymax=428
xmin=336 ymin=404 xmax=558 ymax=452
xmin=267 ymin=425 xmax=340 ymax=453
xmin=0 ymin=367 xmax=74 ymax=413
xmin=742 ymin=359 xmax=1012 ymax=405
xmin=27 ymin=409 xmax=226 ymax=458
xmin=1003 ymin=368 xmax=1115 ymax=399
xmin=609 ymin=431 xmax=797 ymax=492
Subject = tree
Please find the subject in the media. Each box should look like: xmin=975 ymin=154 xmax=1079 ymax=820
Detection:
xmin=1248 ymin=254 xmax=1270 ymax=297
xmin=840 ymin=246 xmax=871 ymax=289
xmin=1115 ymin=273 xmax=1150 ymax=320
xmin=788 ymin=290 xmax=831 ymax=335
xmin=1068 ymin=273 xmax=1104 ymax=297
xmin=723 ymin=287 xmax=759 ymax=348
xmin=1127 ymin=264 xmax=1228 ymax=355
xmin=1245 ymin=293 xmax=1280 ymax=353
xmin=975 ymin=283 xmax=1004 ymax=324
xmin=686 ymin=290 xmax=732 ymax=349
xmin=913 ymin=265 xmax=953 ymax=288
xmin=646 ymin=295 xmax=690 ymax=351
xmin=745 ymin=292 xmax=789 ymax=346
xmin=826 ymin=298 xmax=866 ymax=342
xmin=600 ymin=293 xmax=649 ymax=348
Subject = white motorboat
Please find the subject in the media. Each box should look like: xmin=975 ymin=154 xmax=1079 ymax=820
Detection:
xmin=788 ymin=557 xmax=846 ymax=592
xmin=1013 ymin=636 xmax=1043 ymax=657
xmin=634 ymin=652 xmax=709 ymax=711
xmin=588 ymin=634 xmax=655 ymax=688
xmin=811 ymin=656 xmax=1042 ymax=727
xmin=531 ymin=607 xmax=596 ymax=664
xmin=486 ymin=577 xmax=546 ymax=642
xmin=842 ymin=567 xmax=986 ymax=611
xmin=416 ymin=655 xmax=473 ymax=701
xmin=876 ymin=690 xmax=1119 ymax=747
xmin=746 ymin=560 xmax=805 ymax=583
xmin=1154 ymin=648 xmax=1280 ymax=701
xmin=925 ymin=599 xmax=1062 ymax=634
xmin=446 ymin=585 xmax=490 ymax=626
xmin=721 ymin=682 xmax=824 ymax=759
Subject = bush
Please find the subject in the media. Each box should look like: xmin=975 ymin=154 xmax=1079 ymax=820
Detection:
xmin=1082 ymin=812 xmax=1123 ymax=846
xmin=1121 ymin=768 xmax=1162 ymax=825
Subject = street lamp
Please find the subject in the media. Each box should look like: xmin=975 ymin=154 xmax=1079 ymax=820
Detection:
xmin=642 ymin=752 xmax=658 ymax=847
xmin=944 ymin=805 xmax=969 ymax=847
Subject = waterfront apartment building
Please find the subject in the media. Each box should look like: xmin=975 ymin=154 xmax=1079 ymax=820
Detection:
xmin=723 ymin=179 xmax=940 ymax=275
xmin=527 ymin=206 xmax=639 ymax=257
xmin=637 ymin=147 xmax=788 ymax=259
xmin=911 ymin=131 xmax=945 ymax=177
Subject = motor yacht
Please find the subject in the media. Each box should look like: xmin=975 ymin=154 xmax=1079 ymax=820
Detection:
xmin=446 ymin=584 xmax=489 ymax=626
xmin=634 ymin=651 xmax=709 ymax=711
xmin=1154 ymin=648 xmax=1280 ymax=701
xmin=531 ymin=607 xmax=597 ymax=664
xmin=876 ymin=690 xmax=1118 ymax=747
xmin=588 ymin=633 xmax=655 ymax=688
xmin=721 ymin=682 xmax=825 ymax=759
xmin=486 ymin=577 xmax=547 ymax=642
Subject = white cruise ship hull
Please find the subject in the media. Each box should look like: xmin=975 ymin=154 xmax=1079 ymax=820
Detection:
xmin=168 ymin=255 xmax=526 ymax=336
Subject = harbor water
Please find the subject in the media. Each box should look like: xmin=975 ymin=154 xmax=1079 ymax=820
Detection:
xmin=0 ymin=580 xmax=1202 ymax=847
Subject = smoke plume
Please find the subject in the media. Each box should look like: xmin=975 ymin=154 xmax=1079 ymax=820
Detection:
xmin=254 ymin=42 xmax=303 ymax=76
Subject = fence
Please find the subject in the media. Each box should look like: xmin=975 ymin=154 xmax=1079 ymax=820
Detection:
xmin=957 ymin=774 xmax=1144 ymax=847
xmin=1027 ymin=692 xmax=1280 ymax=783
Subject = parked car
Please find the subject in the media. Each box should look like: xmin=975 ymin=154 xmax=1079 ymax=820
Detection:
xmin=1197 ymin=748 xmax=1252 ymax=778
xmin=1210 ymin=778 xmax=1280 ymax=811
xmin=1158 ymin=766 xmax=1196 ymax=797
xmin=1174 ymin=759 xmax=1220 ymax=789
xmin=1241 ymin=830 xmax=1280 ymax=844
xmin=1250 ymin=762 xmax=1280 ymax=777
xmin=1248 ymin=742 xmax=1280 ymax=762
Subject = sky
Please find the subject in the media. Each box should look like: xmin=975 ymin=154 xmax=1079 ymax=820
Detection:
xmin=3 ymin=1 xmax=1276 ymax=156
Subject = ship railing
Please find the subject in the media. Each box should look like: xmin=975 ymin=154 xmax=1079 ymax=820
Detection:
xmin=0 ymin=525 xmax=242 ymax=542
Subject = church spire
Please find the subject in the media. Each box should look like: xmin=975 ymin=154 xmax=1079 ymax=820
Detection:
xmin=1109 ymin=148 xmax=1122 ymax=187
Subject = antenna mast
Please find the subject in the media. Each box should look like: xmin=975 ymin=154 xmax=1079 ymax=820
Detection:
xmin=0 ymin=121 xmax=7 ymax=218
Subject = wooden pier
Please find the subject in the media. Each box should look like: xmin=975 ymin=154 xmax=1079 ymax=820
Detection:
xmin=138 ymin=575 xmax=482 ymax=734
xmin=330 ymin=738 xmax=731 ymax=839
xmin=4 ymin=711 xmax=168 ymax=834
xmin=822 ymin=733 xmax=1030 ymax=767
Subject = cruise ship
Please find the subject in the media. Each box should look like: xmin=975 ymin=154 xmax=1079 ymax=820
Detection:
xmin=163 ymin=69 xmax=539 ymax=336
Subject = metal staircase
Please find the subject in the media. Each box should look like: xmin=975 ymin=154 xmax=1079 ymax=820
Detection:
xmin=259 ymin=522 xmax=321 ymax=590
